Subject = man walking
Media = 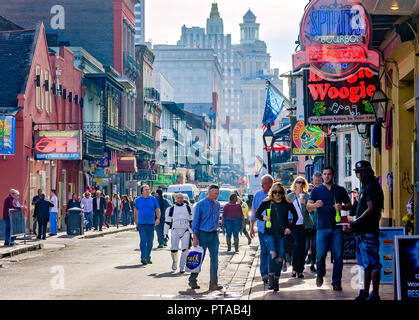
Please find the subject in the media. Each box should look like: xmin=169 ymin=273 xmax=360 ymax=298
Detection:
xmin=307 ymin=167 xmax=352 ymax=291
xmin=134 ymin=185 xmax=161 ymax=265
xmin=188 ymin=185 xmax=223 ymax=291
xmin=250 ymin=174 xmax=274 ymax=283
xmin=34 ymin=194 xmax=54 ymax=240
xmin=2 ymin=189 xmax=23 ymax=246
xmin=32 ymin=189 xmax=43 ymax=235
xmin=49 ymin=190 xmax=59 ymax=236
xmin=92 ymin=190 xmax=106 ymax=231
xmin=351 ymin=160 xmax=384 ymax=301
xmin=81 ymin=192 xmax=93 ymax=231
xmin=155 ymin=189 xmax=170 ymax=248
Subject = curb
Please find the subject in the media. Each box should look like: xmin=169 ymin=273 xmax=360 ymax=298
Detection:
xmin=0 ymin=226 xmax=136 ymax=259
xmin=0 ymin=243 xmax=44 ymax=259
xmin=242 ymin=245 xmax=259 ymax=300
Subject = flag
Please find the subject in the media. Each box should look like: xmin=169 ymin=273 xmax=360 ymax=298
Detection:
xmin=262 ymin=83 xmax=285 ymax=131
xmin=253 ymin=155 xmax=267 ymax=177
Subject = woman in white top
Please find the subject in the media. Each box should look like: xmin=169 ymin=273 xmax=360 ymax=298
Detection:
xmin=287 ymin=176 xmax=314 ymax=279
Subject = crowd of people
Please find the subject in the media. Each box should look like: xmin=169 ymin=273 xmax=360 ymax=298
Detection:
xmin=2 ymin=159 xmax=384 ymax=300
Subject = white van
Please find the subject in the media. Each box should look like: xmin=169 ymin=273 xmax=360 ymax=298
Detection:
xmin=166 ymin=184 xmax=200 ymax=204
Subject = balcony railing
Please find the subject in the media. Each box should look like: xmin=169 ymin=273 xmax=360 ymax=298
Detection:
xmin=83 ymin=123 xmax=103 ymax=138
xmin=104 ymin=124 xmax=126 ymax=147
xmin=144 ymin=87 xmax=160 ymax=102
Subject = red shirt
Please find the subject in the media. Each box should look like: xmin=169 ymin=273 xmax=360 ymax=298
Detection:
xmin=105 ymin=202 xmax=113 ymax=216
xmin=222 ymin=203 xmax=243 ymax=219
xmin=3 ymin=195 xmax=21 ymax=219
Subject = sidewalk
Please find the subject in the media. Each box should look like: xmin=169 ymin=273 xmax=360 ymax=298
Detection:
xmin=244 ymin=238 xmax=395 ymax=300
xmin=0 ymin=224 xmax=136 ymax=259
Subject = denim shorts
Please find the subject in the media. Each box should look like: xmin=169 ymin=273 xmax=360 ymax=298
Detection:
xmin=263 ymin=234 xmax=285 ymax=259
xmin=356 ymin=233 xmax=382 ymax=272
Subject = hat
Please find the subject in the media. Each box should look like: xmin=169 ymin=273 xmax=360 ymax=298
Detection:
xmin=353 ymin=160 xmax=372 ymax=172
xmin=350 ymin=188 xmax=359 ymax=193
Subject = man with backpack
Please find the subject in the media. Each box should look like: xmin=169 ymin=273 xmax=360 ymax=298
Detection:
xmin=163 ymin=193 xmax=193 ymax=273
xmin=156 ymin=189 xmax=170 ymax=248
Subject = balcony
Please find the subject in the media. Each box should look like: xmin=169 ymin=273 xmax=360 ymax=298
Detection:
xmin=123 ymin=53 xmax=140 ymax=80
xmin=83 ymin=123 xmax=103 ymax=138
xmin=144 ymin=87 xmax=160 ymax=102
xmin=104 ymin=124 xmax=126 ymax=149
xmin=140 ymin=131 xmax=155 ymax=150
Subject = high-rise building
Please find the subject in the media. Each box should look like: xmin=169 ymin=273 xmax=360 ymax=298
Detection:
xmin=135 ymin=0 xmax=145 ymax=44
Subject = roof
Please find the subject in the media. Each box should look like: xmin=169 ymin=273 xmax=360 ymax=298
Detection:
xmin=0 ymin=26 xmax=39 ymax=109
xmin=0 ymin=15 xmax=23 ymax=31
xmin=162 ymin=101 xmax=184 ymax=117
xmin=243 ymin=9 xmax=256 ymax=21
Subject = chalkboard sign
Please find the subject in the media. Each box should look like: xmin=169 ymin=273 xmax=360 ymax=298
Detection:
xmin=343 ymin=231 xmax=356 ymax=260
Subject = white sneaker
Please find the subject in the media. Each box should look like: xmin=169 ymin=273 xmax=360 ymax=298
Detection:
xmin=171 ymin=262 xmax=177 ymax=271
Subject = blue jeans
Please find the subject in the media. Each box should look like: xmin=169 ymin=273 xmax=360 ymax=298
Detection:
xmin=316 ymin=228 xmax=343 ymax=286
xmin=306 ymin=227 xmax=317 ymax=265
xmin=129 ymin=211 xmax=134 ymax=224
xmin=49 ymin=212 xmax=58 ymax=234
xmin=258 ymin=232 xmax=269 ymax=278
xmin=84 ymin=212 xmax=92 ymax=230
xmin=263 ymin=234 xmax=285 ymax=277
xmin=3 ymin=218 xmax=16 ymax=245
xmin=138 ymin=224 xmax=154 ymax=260
xmin=121 ymin=210 xmax=130 ymax=226
xmin=188 ymin=231 xmax=219 ymax=285
xmin=224 ymin=217 xmax=242 ymax=240
xmin=356 ymin=234 xmax=382 ymax=272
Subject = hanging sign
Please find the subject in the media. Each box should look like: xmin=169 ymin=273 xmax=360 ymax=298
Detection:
xmin=292 ymin=121 xmax=326 ymax=155
xmin=304 ymin=67 xmax=378 ymax=124
xmin=0 ymin=116 xmax=16 ymax=155
xmin=34 ymin=130 xmax=82 ymax=160
xmin=293 ymin=0 xmax=379 ymax=81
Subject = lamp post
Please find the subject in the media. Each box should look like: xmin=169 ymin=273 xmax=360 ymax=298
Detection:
xmin=371 ymin=85 xmax=390 ymax=124
xmin=263 ymin=122 xmax=274 ymax=175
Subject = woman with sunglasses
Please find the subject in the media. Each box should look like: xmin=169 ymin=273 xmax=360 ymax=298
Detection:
xmin=288 ymin=176 xmax=314 ymax=278
xmin=255 ymin=182 xmax=298 ymax=292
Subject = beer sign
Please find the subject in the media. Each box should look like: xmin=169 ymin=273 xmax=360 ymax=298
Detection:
xmin=34 ymin=130 xmax=82 ymax=160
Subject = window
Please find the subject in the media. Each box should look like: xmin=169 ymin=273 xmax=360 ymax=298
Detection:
xmin=344 ymin=134 xmax=352 ymax=177
xmin=35 ymin=66 xmax=41 ymax=110
xmin=44 ymin=70 xmax=50 ymax=113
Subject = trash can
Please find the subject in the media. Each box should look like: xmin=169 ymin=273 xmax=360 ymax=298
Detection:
xmin=66 ymin=207 xmax=84 ymax=236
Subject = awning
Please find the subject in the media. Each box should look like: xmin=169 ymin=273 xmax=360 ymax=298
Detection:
xmin=117 ymin=155 xmax=137 ymax=173
xmin=116 ymin=77 xmax=135 ymax=90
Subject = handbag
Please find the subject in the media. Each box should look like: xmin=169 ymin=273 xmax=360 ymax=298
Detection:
xmin=185 ymin=245 xmax=204 ymax=273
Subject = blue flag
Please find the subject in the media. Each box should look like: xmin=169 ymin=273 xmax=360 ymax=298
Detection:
xmin=262 ymin=85 xmax=285 ymax=129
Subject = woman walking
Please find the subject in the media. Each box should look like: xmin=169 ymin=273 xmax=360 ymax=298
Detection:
xmin=112 ymin=194 xmax=121 ymax=225
xmin=128 ymin=195 xmax=135 ymax=225
xmin=222 ymin=193 xmax=244 ymax=253
xmin=120 ymin=195 xmax=131 ymax=226
xmin=287 ymin=177 xmax=314 ymax=279
xmin=255 ymin=182 xmax=298 ymax=291
xmin=105 ymin=195 xmax=113 ymax=228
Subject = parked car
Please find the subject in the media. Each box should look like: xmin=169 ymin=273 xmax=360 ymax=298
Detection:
xmin=167 ymin=184 xmax=199 ymax=204
xmin=163 ymin=192 xmax=190 ymax=205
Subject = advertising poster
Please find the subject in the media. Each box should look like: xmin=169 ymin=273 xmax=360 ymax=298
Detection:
xmin=292 ymin=120 xmax=326 ymax=155
xmin=395 ymin=236 xmax=419 ymax=300
xmin=35 ymin=130 xmax=82 ymax=160
xmin=0 ymin=116 xmax=16 ymax=155
xmin=379 ymin=227 xmax=405 ymax=284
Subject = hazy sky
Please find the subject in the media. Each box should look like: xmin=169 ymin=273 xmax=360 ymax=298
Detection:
xmin=146 ymin=0 xmax=309 ymax=97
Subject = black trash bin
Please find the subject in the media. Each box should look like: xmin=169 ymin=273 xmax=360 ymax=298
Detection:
xmin=66 ymin=207 xmax=84 ymax=236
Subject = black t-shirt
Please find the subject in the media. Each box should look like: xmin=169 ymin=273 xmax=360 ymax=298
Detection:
xmin=255 ymin=200 xmax=298 ymax=236
xmin=355 ymin=180 xmax=384 ymax=234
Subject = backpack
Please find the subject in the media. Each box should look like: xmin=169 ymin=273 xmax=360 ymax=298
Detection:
xmin=168 ymin=204 xmax=192 ymax=217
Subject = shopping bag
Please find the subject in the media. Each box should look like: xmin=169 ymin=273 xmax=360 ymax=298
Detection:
xmin=185 ymin=245 xmax=204 ymax=273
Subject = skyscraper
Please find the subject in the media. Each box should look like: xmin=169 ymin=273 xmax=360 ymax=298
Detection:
xmin=135 ymin=0 xmax=145 ymax=44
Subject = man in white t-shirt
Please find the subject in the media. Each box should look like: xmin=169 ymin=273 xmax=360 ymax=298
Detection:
xmin=81 ymin=192 xmax=93 ymax=231
xmin=49 ymin=189 xmax=58 ymax=236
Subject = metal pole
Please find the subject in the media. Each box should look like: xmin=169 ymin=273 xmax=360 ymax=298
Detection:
xmin=267 ymin=151 xmax=272 ymax=175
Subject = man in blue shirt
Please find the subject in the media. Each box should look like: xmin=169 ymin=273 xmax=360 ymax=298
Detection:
xmin=307 ymin=167 xmax=352 ymax=291
xmin=189 ymin=185 xmax=223 ymax=291
xmin=135 ymin=184 xmax=161 ymax=265
xmin=250 ymin=174 xmax=273 ymax=283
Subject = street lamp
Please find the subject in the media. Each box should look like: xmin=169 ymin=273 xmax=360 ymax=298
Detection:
xmin=371 ymin=85 xmax=390 ymax=124
xmin=356 ymin=123 xmax=370 ymax=139
xmin=263 ymin=122 xmax=274 ymax=174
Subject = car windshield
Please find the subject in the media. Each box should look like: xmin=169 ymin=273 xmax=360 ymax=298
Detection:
xmin=197 ymin=191 xmax=207 ymax=201
xmin=218 ymin=190 xmax=232 ymax=202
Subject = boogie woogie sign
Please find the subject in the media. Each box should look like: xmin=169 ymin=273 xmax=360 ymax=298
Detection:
xmin=293 ymin=0 xmax=380 ymax=125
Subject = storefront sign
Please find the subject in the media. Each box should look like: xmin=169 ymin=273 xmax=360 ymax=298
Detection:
xmin=0 ymin=116 xmax=16 ymax=155
xmin=293 ymin=0 xmax=379 ymax=81
xmin=34 ymin=130 xmax=82 ymax=160
xmin=304 ymin=68 xmax=378 ymax=124
xmin=133 ymin=169 xmax=157 ymax=181
xmin=292 ymin=121 xmax=326 ymax=155
xmin=395 ymin=236 xmax=419 ymax=300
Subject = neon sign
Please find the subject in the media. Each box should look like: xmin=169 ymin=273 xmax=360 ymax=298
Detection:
xmin=34 ymin=130 xmax=82 ymax=160
xmin=293 ymin=0 xmax=379 ymax=81
xmin=305 ymin=68 xmax=378 ymax=124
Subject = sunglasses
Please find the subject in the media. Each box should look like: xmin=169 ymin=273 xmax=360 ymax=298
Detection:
xmin=272 ymin=190 xmax=284 ymax=195
xmin=296 ymin=181 xmax=306 ymax=185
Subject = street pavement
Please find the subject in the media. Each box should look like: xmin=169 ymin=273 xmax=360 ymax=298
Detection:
xmin=0 ymin=228 xmax=394 ymax=300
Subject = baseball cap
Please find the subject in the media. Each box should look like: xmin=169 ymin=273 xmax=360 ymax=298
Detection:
xmin=353 ymin=160 xmax=372 ymax=172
